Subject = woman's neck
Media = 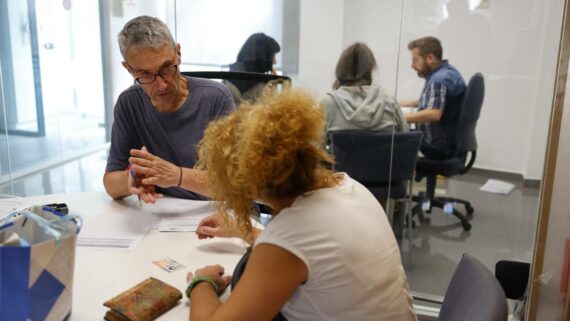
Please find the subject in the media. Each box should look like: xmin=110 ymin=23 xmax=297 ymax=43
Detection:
xmin=263 ymin=172 xmax=342 ymax=214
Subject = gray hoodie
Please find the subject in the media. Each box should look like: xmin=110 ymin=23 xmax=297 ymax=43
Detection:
xmin=323 ymin=83 xmax=409 ymax=133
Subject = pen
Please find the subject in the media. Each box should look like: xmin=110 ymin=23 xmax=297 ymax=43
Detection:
xmin=129 ymin=165 xmax=142 ymax=207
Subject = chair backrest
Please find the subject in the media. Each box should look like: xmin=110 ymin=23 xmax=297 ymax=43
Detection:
xmin=328 ymin=130 xmax=423 ymax=184
xmin=439 ymin=254 xmax=508 ymax=321
xmin=181 ymin=71 xmax=291 ymax=83
xmin=456 ymin=72 xmax=485 ymax=153
xmin=181 ymin=71 xmax=291 ymax=106
xmin=495 ymin=260 xmax=530 ymax=300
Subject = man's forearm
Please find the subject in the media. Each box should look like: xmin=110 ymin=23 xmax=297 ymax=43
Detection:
xmin=399 ymin=99 xmax=419 ymax=107
xmin=103 ymin=170 xmax=131 ymax=199
xmin=405 ymin=109 xmax=442 ymax=124
xmin=179 ymin=168 xmax=212 ymax=198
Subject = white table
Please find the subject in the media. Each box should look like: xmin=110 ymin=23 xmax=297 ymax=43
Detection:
xmin=20 ymin=192 xmax=248 ymax=321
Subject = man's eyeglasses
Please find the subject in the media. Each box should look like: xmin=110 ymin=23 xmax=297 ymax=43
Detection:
xmin=135 ymin=64 xmax=178 ymax=84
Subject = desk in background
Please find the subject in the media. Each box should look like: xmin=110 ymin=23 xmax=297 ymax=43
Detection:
xmin=20 ymin=192 xmax=248 ymax=321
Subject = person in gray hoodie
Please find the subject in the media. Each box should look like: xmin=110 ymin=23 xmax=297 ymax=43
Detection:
xmin=323 ymin=43 xmax=409 ymax=133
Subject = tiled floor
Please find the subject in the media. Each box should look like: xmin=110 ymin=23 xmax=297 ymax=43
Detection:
xmin=0 ymin=150 xmax=540 ymax=298
xmin=0 ymin=112 xmax=106 ymax=196
xmin=402 ymin=169 xmax=538 ymax=296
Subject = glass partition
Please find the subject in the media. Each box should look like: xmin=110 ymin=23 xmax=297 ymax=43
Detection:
xmin=174 ymin=0 xmax=299 ymax=76
xmin=170 ymin=0 xmax=559 ymax=306
xmin=0 ymin=57 xmax=13 ymax=195
xmin=175 ymin=0 xmax=283 ymax=70
xmin=0 ymin=0 xmax=107 ymax=196
xmin=394 ymin=0 xmax=562 ymax=301
xmin=0 ymin=0 xmax=563 ymax=317
xmin=170 ymin=0 xmax=560 ymax=313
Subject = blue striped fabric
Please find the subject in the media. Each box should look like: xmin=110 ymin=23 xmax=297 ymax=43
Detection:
xmin=417 ymin=60 xmax=466 ymax=154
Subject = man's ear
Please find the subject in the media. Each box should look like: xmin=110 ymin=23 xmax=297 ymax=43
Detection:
xmin=122 ymin=61 xmax=131 ymax=73
xmin=176 ymin=43 xmax=182 ymax=62
xmin=426 ymin=53 xmax=438 ymax=67
xmin=122 ymin=62 xmax=137 ymax=80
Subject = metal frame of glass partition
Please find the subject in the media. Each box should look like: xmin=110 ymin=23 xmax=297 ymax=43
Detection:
xmin=0 ymin=0 xmax=46 ymax=137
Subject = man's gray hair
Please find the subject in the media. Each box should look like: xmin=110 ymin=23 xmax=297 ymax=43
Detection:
xmin=118 ymin=16 xmax=175 ymax=58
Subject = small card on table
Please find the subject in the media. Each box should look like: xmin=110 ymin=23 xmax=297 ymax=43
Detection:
xmin=153 ymin=257 xmax=186 ymax=273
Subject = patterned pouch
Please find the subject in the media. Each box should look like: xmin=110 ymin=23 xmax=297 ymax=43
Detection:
xmin=103 ymin=277 xmax=182 ymax=321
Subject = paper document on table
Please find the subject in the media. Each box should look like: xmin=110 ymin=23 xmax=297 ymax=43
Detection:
xmin=77 ymin=236 xmax=143 ymax=249
xmin=75 ymin=196 xmax=158 ymax=250
xmin=158 ymin=215 xmax=209 ymax=232
xmin=148 ymin=198 xmax=216 ymax=232
xmin=0 ymin=197 xmax=35 ymax=218
xmin=479 ymin=179 xmax=516 ymax=194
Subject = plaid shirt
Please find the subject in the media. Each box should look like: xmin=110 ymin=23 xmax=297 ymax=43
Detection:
xmin=418 ymin=61 xmax=466 ymax=154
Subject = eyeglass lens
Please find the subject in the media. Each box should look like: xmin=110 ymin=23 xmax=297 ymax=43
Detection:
xmin=136 ymin=65 xmax=177 ymax=84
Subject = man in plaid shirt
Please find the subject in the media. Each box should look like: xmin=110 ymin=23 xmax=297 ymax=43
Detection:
xmin=402 ymin=36 xmax=466 ymax=159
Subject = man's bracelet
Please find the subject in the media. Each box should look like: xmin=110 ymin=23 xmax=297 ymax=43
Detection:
xmin=186 ymin=275 xmax=218 ymax=297
xmin=177 ymin=167 xmax=183 ymax=187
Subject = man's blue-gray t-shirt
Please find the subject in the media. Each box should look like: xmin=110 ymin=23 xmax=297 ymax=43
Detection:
xmin=106 ymin=76 xmax=236 ymax=200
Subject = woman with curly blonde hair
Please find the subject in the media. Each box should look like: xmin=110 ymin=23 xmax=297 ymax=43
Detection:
xmin=186 ymin=90 xmax=417 ymax=321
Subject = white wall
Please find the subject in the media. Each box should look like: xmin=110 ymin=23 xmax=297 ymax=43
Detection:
xmin=297 ymin=0 xmax=564 ymax=180
xmin=342 ymin=0 xmax=403 ymax=96
xmin=297 ymin=0 xmax=345 ymax=96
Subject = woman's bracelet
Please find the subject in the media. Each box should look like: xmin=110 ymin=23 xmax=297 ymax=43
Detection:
xmin=186 ymin=275 xmax=218 ymax=298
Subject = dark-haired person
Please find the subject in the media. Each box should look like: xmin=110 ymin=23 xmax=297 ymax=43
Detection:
xmin=103 ymin=16 xmax=235 ymax=203
xmin=402 ymin=36 xmax=466 ymax=159
xmin=226 ymin=33 xmax=281 ymax=104
xmin=186 ymin=90 xmax=417 ymax=321
xmin=323 ymin=42 xmax=409 ymax=133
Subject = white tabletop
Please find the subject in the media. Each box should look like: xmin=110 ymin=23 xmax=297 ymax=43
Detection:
xmin=20 ymin=192 xmax=248 ymax=321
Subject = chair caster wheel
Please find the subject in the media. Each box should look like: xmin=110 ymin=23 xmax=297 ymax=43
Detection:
xmin=466 ymin=205 xmax=474 ymax=215
xmin=462 ymin=222 xmax=472 ymax=231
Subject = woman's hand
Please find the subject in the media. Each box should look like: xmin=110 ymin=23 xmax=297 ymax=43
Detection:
xmin=196 ymin=213 xmax=242 ymax=239
xmin=196 ymin=213 xmax=262 ymax=245
xmin=186 ymin=264 xmax=232 ymax=295
xmin=129 ymin=146 xmax=182 ymax=188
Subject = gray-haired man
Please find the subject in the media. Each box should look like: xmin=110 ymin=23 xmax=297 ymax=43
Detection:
xmin=103 ymin=16 xmax=235 ymax=203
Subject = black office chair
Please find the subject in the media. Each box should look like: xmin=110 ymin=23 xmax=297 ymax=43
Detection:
xmin=414 ymin=254 xmax=508 ymax=321
xmin=413 ymin=73 xmax=485 ymax=231
xmin=328 ymin=130 xmax=423 ymax=235
xmin=495 ymin=260 xmax=530 ymax=300
xmin=181 ymin=71 xmax=291 ymax=106
xmin=495 ymin=260 xmax=530 ymax=320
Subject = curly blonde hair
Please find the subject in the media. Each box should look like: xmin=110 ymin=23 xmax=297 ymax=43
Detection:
xmin=196 ymin=90 xmax=335 ymax=233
